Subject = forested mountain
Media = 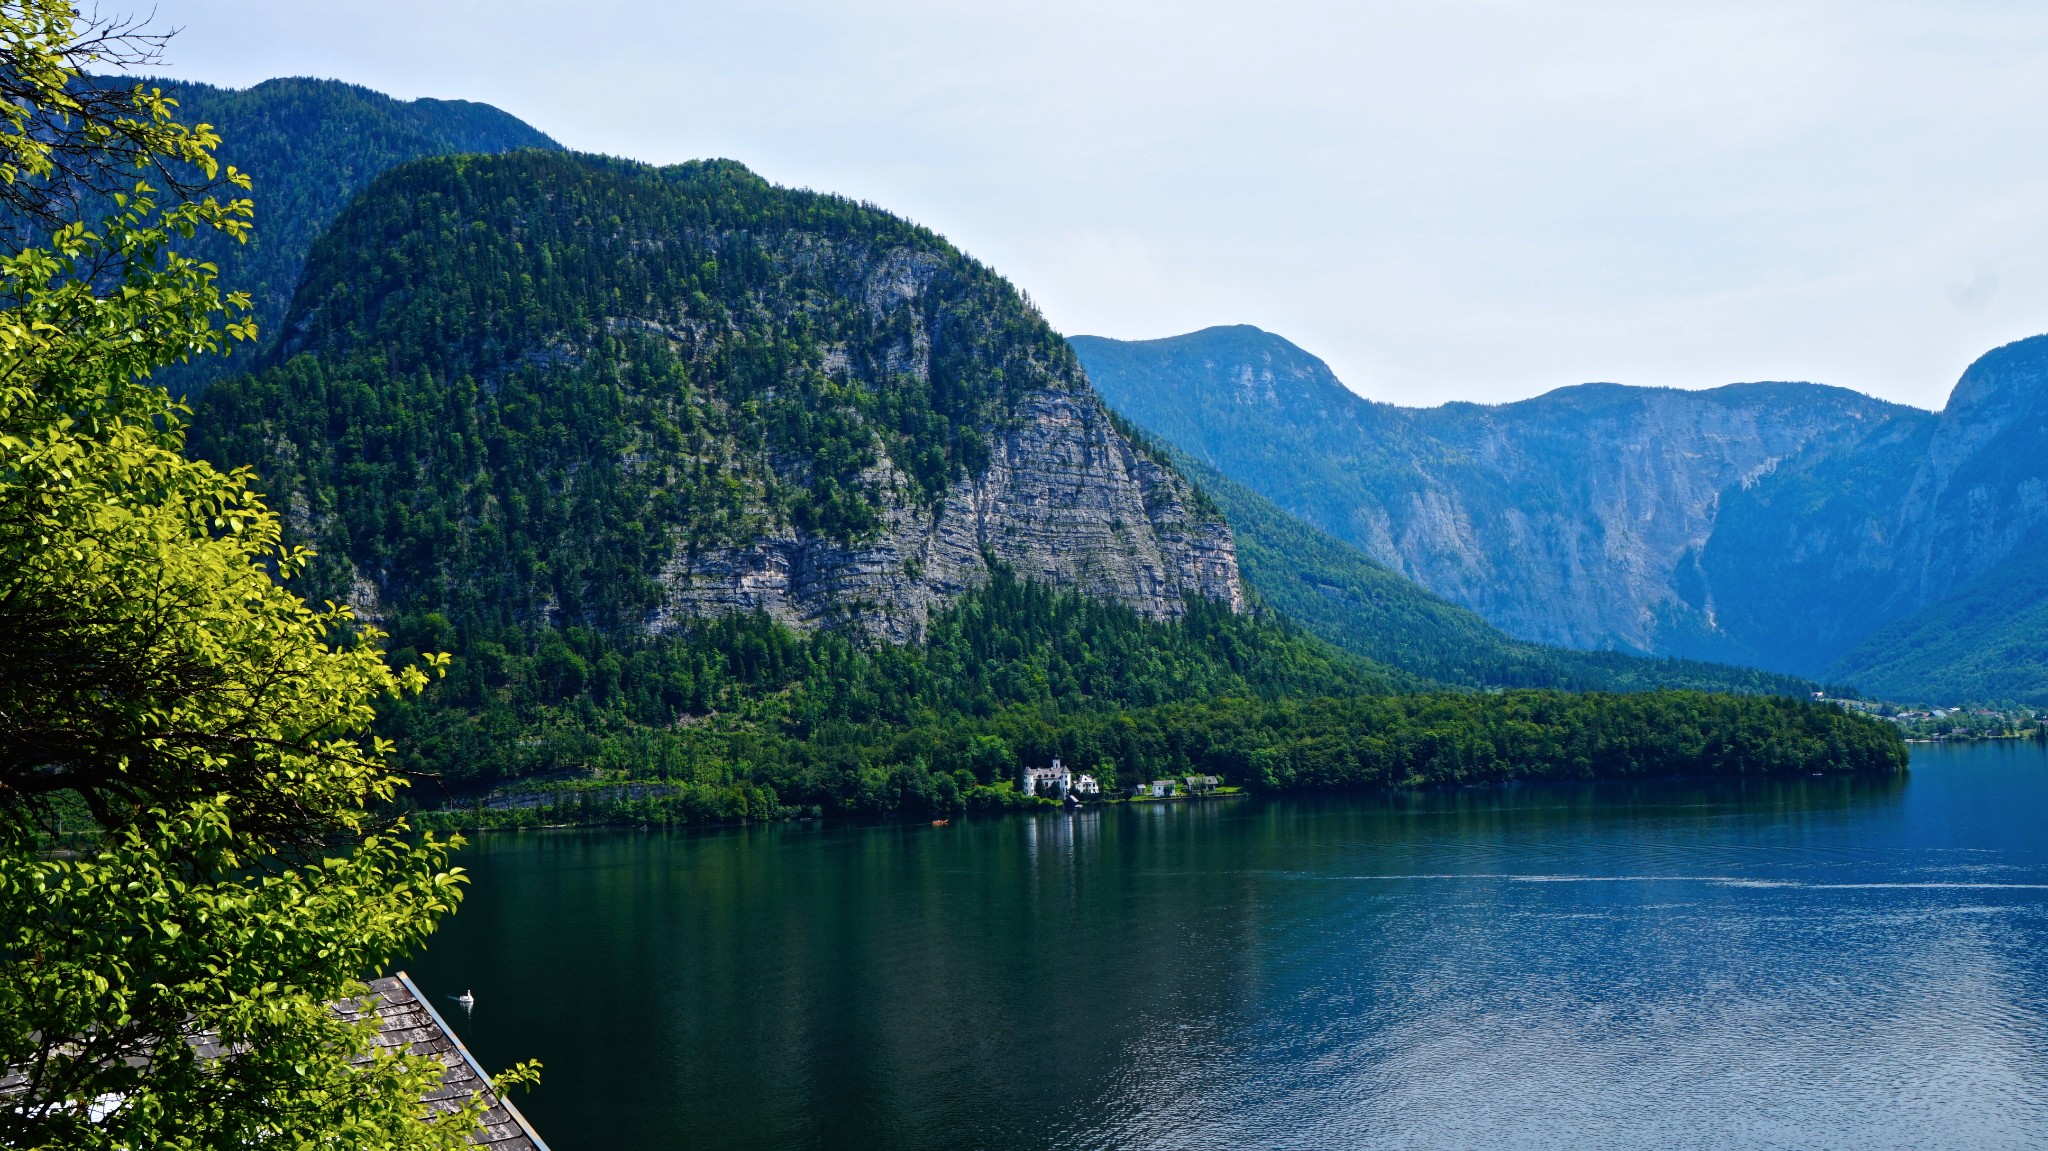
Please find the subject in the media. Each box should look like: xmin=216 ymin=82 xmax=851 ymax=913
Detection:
xmin=107 ymin=76 xmax=560 ymax=393
xmin=1075 ymin=326 xmax=2048 ymax=701
xmin=188 ymin=149 xmax=1281 ymax=799
xmin=1830 ymin=539 xmax=2048 ymax=705
xmin=196 ymin=151 xmax=1238 ymax=641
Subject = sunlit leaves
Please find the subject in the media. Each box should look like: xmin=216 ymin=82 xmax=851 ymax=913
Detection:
xmin=0 ymin=5 xmax=511 ymax=1147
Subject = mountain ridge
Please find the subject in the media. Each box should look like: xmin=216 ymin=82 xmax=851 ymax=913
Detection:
xmin=113 ymin=74 xmax=562 ymax=394
xmin=1074 ymin=324 xmax=2047 ymax=699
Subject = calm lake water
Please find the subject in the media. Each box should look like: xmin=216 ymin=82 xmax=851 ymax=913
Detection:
xmin=409 ymin=741 xmax=2048 ymax=1150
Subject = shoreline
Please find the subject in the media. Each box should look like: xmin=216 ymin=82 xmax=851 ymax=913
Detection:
xmin=417 ymin=767 xmax=1918 ymax=835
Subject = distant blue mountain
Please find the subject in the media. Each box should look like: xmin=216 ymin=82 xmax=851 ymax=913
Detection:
xmin=1075 ymin=326 xmax=2048 ymax=703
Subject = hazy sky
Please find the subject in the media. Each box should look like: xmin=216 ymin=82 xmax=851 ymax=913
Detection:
xmin=143 ymin=1 xmax=2048 ymax=409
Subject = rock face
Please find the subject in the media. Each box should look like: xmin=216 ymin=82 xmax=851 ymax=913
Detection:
xmin=659 ymin=383 xmax=1241 ymax=641
xmin=1075 ymin=325 xmax=2048 ymax=690
xmin=1891 ymin=337 xmax=2048 ymax=607
xmin=1342 ymin=382 xmax=1917 ymax=657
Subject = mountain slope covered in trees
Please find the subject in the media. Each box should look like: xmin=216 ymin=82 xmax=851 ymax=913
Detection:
xmin=1830 ymin=535 xmax=2048 ymax=705
xmin=195 ymin=150 xmax=1237 ymax=640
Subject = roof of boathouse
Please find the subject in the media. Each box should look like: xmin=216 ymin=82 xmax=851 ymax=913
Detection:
xmin=1 ymin=973 xmax=546 ymax=1147
xmin=344 ymin=973 xmax=551 ymax=1150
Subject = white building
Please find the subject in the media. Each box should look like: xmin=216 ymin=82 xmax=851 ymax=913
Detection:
xmin=1020 ymin=757 xmax=1072 ymax=798
xmin=1073 ymin=774 xmax=1101 ymax=796
xmin=1149 ymin=779 xmax=1176 ymax=798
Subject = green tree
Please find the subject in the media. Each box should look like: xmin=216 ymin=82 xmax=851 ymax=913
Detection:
xmin=0 ymin=5 xmax=527 ymax=1145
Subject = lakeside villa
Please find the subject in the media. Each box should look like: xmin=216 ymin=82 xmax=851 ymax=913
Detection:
xmin=1019 ymin=758 xmax=1101 ymax=799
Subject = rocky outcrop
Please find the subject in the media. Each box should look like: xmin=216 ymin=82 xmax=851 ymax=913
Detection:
xmin=1890 ymin=336 xmax=2048 ymax=608
xmin=657 ymin=383 xmax=1241 ymax=641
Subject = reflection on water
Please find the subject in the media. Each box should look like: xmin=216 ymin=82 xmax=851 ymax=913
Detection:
xmin=411 ymin=743 xmax=2048 ymax=1150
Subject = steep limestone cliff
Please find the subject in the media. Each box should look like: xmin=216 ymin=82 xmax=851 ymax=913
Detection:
xmin=658 ymin=382 xmax=1240 ymax=641
xmin=1890 ymin=336 xmax=2048 ymax=609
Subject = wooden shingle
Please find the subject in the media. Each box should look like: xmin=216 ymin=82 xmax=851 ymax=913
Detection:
xmin=352 ymin=973 xmax=551 ymax=1151
xmin=3 ymin=974 xmax=548 ymax=1148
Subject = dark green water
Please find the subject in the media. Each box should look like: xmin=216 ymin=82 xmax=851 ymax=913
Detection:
xmin=410 ymin=742 xmax=2048 ymax=1149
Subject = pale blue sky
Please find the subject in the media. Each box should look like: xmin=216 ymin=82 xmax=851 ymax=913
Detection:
xmin=146 ymin=1 xmax=2048 ymax=409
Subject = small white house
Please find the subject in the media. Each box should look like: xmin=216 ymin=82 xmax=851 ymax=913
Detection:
xmin=1149 ymin=779 xmax=1176 ymax=798
xmin=1073 ymin=774 xmax=1101 ymax=795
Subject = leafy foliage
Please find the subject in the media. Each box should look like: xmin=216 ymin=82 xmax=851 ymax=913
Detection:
xmin=0 ymin=8 xmax=526 ymax=1145
xmin=0 ymin=11 xmax=223 ymax=240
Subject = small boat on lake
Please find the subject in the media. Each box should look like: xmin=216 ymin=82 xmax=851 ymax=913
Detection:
xmin=931 ymin=819 xmax=950 ymax=827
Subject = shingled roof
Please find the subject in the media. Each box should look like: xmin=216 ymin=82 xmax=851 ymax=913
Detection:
xmin=339 ymin=973 xmax=551 ymax=1151
xmin=4 ymin=973 xmax=547 ymax=1146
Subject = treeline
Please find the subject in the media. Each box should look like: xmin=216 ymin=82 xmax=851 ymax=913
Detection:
xmin=382 ymin=570 xmax=1400 ymax=792
xmin=393 ymin=574 xmax=1906 ymax=829
xmin=413 ymin=688 xmax=1907 ymax=830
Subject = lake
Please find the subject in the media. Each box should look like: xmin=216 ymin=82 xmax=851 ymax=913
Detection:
xmin=408 ymin=741 xmax=2048 ymax=1150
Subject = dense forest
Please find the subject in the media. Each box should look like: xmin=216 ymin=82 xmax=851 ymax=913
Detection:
xmin=98 ymin=75 xmax=560 ymax=396
xmin=377 ymin=569 xmax=1398 ymax=790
